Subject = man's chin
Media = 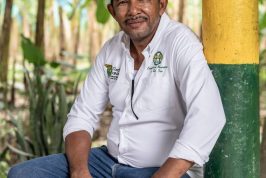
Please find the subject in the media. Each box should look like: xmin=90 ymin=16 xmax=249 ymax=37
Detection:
xmin=125 ymin=31 xmax=149 ymax=41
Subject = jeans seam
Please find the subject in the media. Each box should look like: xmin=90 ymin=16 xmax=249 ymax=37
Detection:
xmin=111 ymin=164 xmax=119 ymax=178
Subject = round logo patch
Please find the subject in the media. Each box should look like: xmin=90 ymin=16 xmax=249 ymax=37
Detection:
xmin=153 ymin=52 xmax=163 ymax=66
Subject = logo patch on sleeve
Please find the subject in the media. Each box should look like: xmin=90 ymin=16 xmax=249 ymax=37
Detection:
xmin=104 ymin=64 xmax=120 ymax=80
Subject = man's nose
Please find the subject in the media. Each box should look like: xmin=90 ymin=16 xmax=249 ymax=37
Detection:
xmin=128 ymin=1 xmax=140 ymax=16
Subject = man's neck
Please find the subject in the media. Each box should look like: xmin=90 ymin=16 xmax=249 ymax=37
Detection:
xmin=130 ymin=41 xmax=145 ymax=70
xmin=130 ymin=39 xmax=149 ymax=54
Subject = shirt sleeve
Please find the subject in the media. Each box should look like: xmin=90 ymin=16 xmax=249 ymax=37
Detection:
xmin=169 ymin=35 xmax=226 ymax=166
xmin=63 ymin=45 xmax=109 ymax=140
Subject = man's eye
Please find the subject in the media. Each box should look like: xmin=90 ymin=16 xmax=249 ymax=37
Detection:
xmin=118 ymin=0 xmax=128 ymax=5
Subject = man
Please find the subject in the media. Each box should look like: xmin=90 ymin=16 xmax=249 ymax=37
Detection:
xmin=8 ymin=0 xmax=226 ymax=177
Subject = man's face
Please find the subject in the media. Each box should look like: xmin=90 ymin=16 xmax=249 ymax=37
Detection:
xmin=108 ymin=0 xmax=167 ymax=42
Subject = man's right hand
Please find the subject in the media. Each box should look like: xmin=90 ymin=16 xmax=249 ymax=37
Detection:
xmin=65 ymin=131 xmax=92 ymax=178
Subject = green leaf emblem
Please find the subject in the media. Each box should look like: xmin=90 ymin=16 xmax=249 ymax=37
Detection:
xmin=104 ymin=64 xmax=113 ymax=77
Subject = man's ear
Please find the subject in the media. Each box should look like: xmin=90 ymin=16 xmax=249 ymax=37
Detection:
xmin=107 ymin=4 xmax=116 ymax=18
xmin=159 ymin=0 xmax=168 ymax=16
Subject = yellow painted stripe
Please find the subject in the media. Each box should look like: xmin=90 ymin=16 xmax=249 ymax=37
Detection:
xmin=202 ymin=0 xmax=259 ymax=64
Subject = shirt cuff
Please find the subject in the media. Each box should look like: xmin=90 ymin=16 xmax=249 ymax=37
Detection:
xmin=63 ymin=117 xmax=94 ymax=141
xmin=168 ymin=140 xmax=207 ymax=166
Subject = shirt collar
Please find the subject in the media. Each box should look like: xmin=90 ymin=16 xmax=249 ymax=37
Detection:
xmin=121 ymin=13 xmax=171 ymax=56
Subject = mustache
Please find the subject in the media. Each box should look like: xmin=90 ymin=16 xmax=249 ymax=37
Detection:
xmin=125 ymin=16 xmax=148 ymax=23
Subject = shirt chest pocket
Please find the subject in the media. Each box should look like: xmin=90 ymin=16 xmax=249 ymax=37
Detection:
xmin=139 ymin=76 xmax=173 ymax=111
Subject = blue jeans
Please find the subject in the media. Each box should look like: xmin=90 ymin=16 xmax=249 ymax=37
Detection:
xmin=8 ymin=146 xmax=190 ymax=178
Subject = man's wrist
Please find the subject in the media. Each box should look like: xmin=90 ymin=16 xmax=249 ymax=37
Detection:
xmin=152 ymin=158 xmax=194 ymax=178
xmin=70 ymin=168 xmax=91 ymax=178
xmin=166 ymin=158 xmax=193 ymax=175
xmin=70 ymin=165 xmax=89 ymax=173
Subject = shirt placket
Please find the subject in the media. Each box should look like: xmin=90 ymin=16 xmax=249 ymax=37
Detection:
xmin=117 ymin=48 xmax=153 ymax=160
xmin=132 ymin=51 xmax=153 ymax=104
xmin=117 ymin=51 xmax=134 ymax=156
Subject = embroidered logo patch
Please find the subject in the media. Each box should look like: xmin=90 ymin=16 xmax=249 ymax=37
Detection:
xmin=147 ymin=51 xmax=168 ymax=73
xmin=153 ymin=52 xmax=163 ymax=65
xmin=104 ymin=64 xmax=120 ymax=80
xmin=104 ymin=64 xmax=113 ymax=77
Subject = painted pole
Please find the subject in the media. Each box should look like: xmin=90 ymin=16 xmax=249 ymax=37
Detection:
xmin=202 ymin=0 xmax=260 ymax=177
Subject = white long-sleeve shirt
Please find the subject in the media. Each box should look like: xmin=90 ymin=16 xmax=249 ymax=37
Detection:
xmin=63 ymin=13 xmax=226 ymax=178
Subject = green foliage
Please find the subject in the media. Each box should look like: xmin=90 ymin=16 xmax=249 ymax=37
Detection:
xmin=259 ymin=12 xmax=266 ymax=35
xmin=6 ymin=37 xmax=85 ymax=159
xmin=80 ymin=0 xmax=92 ymax=9
xmin=0 ymin=161 xmax=9 ymax=178
xmin=261 ymin=49 xmax=266 ymax=61
xmin=20 ymin=40 xmax=69 ymax=156
xmin=260 ymin=49 xmax=266 ymax=88
xmin=25 ymin=70 xmax=68 ymax=156
xmin=259 ymin=20 xmax=266 ymax=91
xmin=167 ymin=1 xmax=174 ymax=9
xmin=0 ymin=117 xmax=16 ymax=178
xmin=65 ymin=0 xmax=83 ymax=20
xmin=7 ymin=74 xmax=68 ymax=157
xmin=259 ymin=3 xmax=266 ymax=93
xmin=96 ymin=0 xmax=110 ymax=24
xmin=21 ymin=35 xmax=46 ymax=67
xmin=58 ymin=0 xmax=110 ymax=24
xmin=259 ymin=0 xmax=266 ymax=4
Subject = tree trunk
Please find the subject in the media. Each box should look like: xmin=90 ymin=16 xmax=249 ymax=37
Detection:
xmin=35 ymin=0 xmax=46 ymax=53
xmin=21 ymin=10 xmax=31 ymax=96
xmin=10 ymin=57 xmax=16 ymax=106
xmin=45 ymin=0 xmax=56 ymax=61
xmin=261 ymin=117 xmax=266 ymax=178
xmin=178 ymin=0 xmax=185 ymax=23
xmin=73 ymin=12 xmax=81 ymax=66
xmin=88 ymin=6 xmax=94 ymax=63
xmin=22 ymin=10 xmax=31 ymax=38
xmin=88 ymin=1 xmax=100 ymax=64
xmin=59 ymin=6 xmax=66 ymax=59
xmin=0 ymin=0 xmax=13 ymax=104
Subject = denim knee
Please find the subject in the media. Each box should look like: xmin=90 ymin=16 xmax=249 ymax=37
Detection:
xmin=7 ymin=154 xmax=69 ymax=178
xmin=8 ymin=164 xmax=44 ymax=178
xmin=7 ymin=164 xmax=26 ymax=178
xmin=9 ymin=161 xmax=42 ymax=178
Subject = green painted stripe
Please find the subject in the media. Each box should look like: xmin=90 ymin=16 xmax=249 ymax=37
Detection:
xmin=205 ymin=64 xmax=260 ymax=178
